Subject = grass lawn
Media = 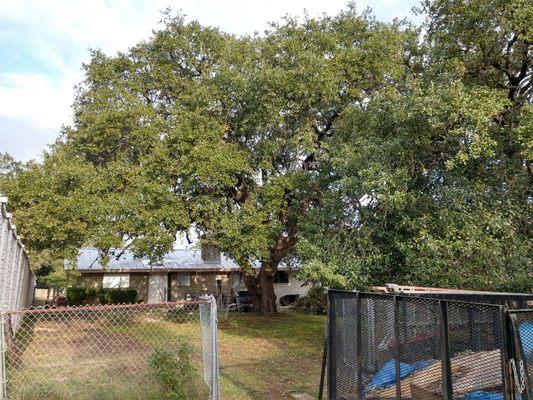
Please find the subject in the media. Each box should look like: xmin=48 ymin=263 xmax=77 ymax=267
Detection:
xmin=218 ymin=310 xmax=326 ymax=399
xmin=7 ymin=308 xmax=325 ymax=399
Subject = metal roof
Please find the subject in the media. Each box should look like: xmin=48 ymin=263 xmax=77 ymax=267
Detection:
xmin=73 ymin=248 xmax=294 ymax=272
xmin=75 ymin=248 xmax=240 ymax=272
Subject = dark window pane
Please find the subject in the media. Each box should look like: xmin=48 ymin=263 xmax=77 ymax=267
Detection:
xmin=274 ymin=271 xmax=289 ymax=283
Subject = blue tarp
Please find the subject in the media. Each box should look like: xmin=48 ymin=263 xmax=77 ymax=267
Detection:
xmin=366 ymin=361 xmax=524 ymax=400
xmin=364 ymin=359 xmax=431 ymax=392
xmin=462 ymin=391 xmax=503 ymax=400
xmin=462 ymin=391 xmax=521 ymax=400
xmin=519 ymin=322 xmax=533 ymax=360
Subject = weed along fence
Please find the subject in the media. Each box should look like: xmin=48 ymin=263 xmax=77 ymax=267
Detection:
xmin=321 ymin=289 xmax=533 ymax=400
xmin=0 ymin=298 xmax=221 ymax=400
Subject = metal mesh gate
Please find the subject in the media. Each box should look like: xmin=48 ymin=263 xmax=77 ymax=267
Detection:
xmin=510 ymin=310 xmax=533 ymax=399
xmin=0 ymin=299 xmax=221 ymax=400
xmin=325 ymin=290 xmax=532 ymax=400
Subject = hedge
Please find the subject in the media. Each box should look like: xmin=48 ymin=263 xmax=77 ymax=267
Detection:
xmin=67 ymin=287 xmax=138 ymax=306
xmin=99 ymin=289 xmax=138 ymax=305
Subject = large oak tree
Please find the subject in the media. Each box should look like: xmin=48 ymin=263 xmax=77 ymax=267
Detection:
xmin=1 ymin=8 xmax=412 ymax=312
xmin=2 ymin=1 xmax=529 ymax=313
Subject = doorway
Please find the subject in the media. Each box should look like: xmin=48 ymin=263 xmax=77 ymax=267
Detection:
xmin=148 ymin=273 xmax=168 ymax=303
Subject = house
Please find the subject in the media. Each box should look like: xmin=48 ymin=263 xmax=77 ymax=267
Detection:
xmin=72 ymin=246 xmax=310 ymax=305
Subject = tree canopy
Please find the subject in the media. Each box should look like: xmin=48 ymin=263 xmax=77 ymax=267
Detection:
xmin=1 ymin=0 xmax=531 ymax=308
xmin=298 ymin=0 xmax=532 ymax=292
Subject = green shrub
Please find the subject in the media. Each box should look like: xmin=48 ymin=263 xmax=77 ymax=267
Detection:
xmin=294 ymin=286 xmax=327 ymax=315
xmin=494 ymin=279 xmax=533 ymax=294
xmin=66 ymin=287 xmax=85 ymax=305
xmin=67 ymin=287 xmax=99 ymax=305
xmin=99 ymin=289 xmax=138 ymax=305
xmin=148 ymin=340 xmax=207 ymax=400
xmin=67 ymin=287 xmax=137 ymax=306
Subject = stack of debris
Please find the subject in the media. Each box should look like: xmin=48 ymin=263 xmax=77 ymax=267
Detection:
xmin=366 ymin=350 xmax=502 ymax=399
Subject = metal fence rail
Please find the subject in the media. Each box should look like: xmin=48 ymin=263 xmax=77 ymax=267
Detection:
xmin=0 ymin=198 xmax=35 ymax=317
xmin=323 ymin=290 xmax=533 ymax=400
xmin=0 ymin=299 xmax=221 ymax=400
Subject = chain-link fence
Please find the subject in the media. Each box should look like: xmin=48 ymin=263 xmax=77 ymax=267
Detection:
xmin=175 ymin=288 xmax=235 ymax=320
xmin=0 ymin=198 xmax=35 ymax=318
xmin=0 ymin=298 xmax=221 ymax=400
xmin=323 ymin=290 xmax=533 ymax=400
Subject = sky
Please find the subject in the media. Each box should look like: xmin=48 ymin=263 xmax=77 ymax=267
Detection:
xmin=0 ymin=0 xmax=420 ymax=162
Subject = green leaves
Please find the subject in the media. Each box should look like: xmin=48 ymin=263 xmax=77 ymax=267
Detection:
xmin=298 ymin=0 xmax=532 ymax=292
xmin=3 ymin=2 xmax=529 ymax=293
xmin=2 ymin=9 xmax=412 ymax=282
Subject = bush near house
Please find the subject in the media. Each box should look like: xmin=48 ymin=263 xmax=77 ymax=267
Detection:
xmin=149 ymin=341 xmax=208 ymax=400
xmin=66 ymin=287 xmax=138 ymax=305
xmin=294 ymin=286 xmax=327 ymax=315
xmin=99 ymin=289 xmax=138 ymax=305
xmin=66 ymin=287 xmax=99 ymax=305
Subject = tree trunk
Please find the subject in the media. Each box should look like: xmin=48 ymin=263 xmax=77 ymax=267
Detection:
xmin=242 ymin=265 xmax=277 ymax=314
xmin=259 ymin=269 xmax=276 ymax=314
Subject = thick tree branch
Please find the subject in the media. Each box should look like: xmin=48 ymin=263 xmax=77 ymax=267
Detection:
xmin=303 ymin=111 xmax=339 ymax=171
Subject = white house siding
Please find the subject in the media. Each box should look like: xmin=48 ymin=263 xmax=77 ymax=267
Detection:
xmin=274 ymin=274 xmax=310 ymax=304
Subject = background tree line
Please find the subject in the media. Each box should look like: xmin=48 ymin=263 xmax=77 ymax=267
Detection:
xmin=1 ymin=0 xmax=531 ymax=312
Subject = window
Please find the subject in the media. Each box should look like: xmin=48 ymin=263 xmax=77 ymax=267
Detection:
xmin=102 ymin=274 xmax=129 ymax=289
xmin=274 ymin=271 xmax=289 ymax=284
xmin=176 ymin=272 xmax=191 ymax=287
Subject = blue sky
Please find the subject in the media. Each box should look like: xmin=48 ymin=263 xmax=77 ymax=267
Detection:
xmin=0 ymin=0 xmax=420 ymax=161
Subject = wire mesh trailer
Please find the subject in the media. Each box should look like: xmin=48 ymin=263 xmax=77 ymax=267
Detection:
xmin=321 ymin=289 xmax=533 ymax=400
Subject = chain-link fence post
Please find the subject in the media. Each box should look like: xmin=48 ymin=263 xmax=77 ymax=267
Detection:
xmin=210 ymin=295 xmax=220 ymax=400
xmin=199 ymin=295 xmax=221 ymax=400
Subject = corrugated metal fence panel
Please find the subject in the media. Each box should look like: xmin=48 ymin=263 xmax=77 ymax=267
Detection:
xmin=0 ymin=199 xmax=35 ymax=313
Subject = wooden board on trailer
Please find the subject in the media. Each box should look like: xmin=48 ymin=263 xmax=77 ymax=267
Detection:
xmin=366 ymin=350 xmax=502 ymax=399
xmin=451 ymin=350 xmax=502 ymax=395
xmin=366 ymin=361 xmax=445 ymax=398
xmin=410 ymin=384 xmax=442 ymax=400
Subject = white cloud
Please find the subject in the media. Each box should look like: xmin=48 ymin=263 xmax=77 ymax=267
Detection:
xmin=0 ymin=0 xmax=172 ymax=160
xmin=0 ymin=71 xmax=76 ymax=160
xmin=0 ymin=72 xmax=75 ymax=131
